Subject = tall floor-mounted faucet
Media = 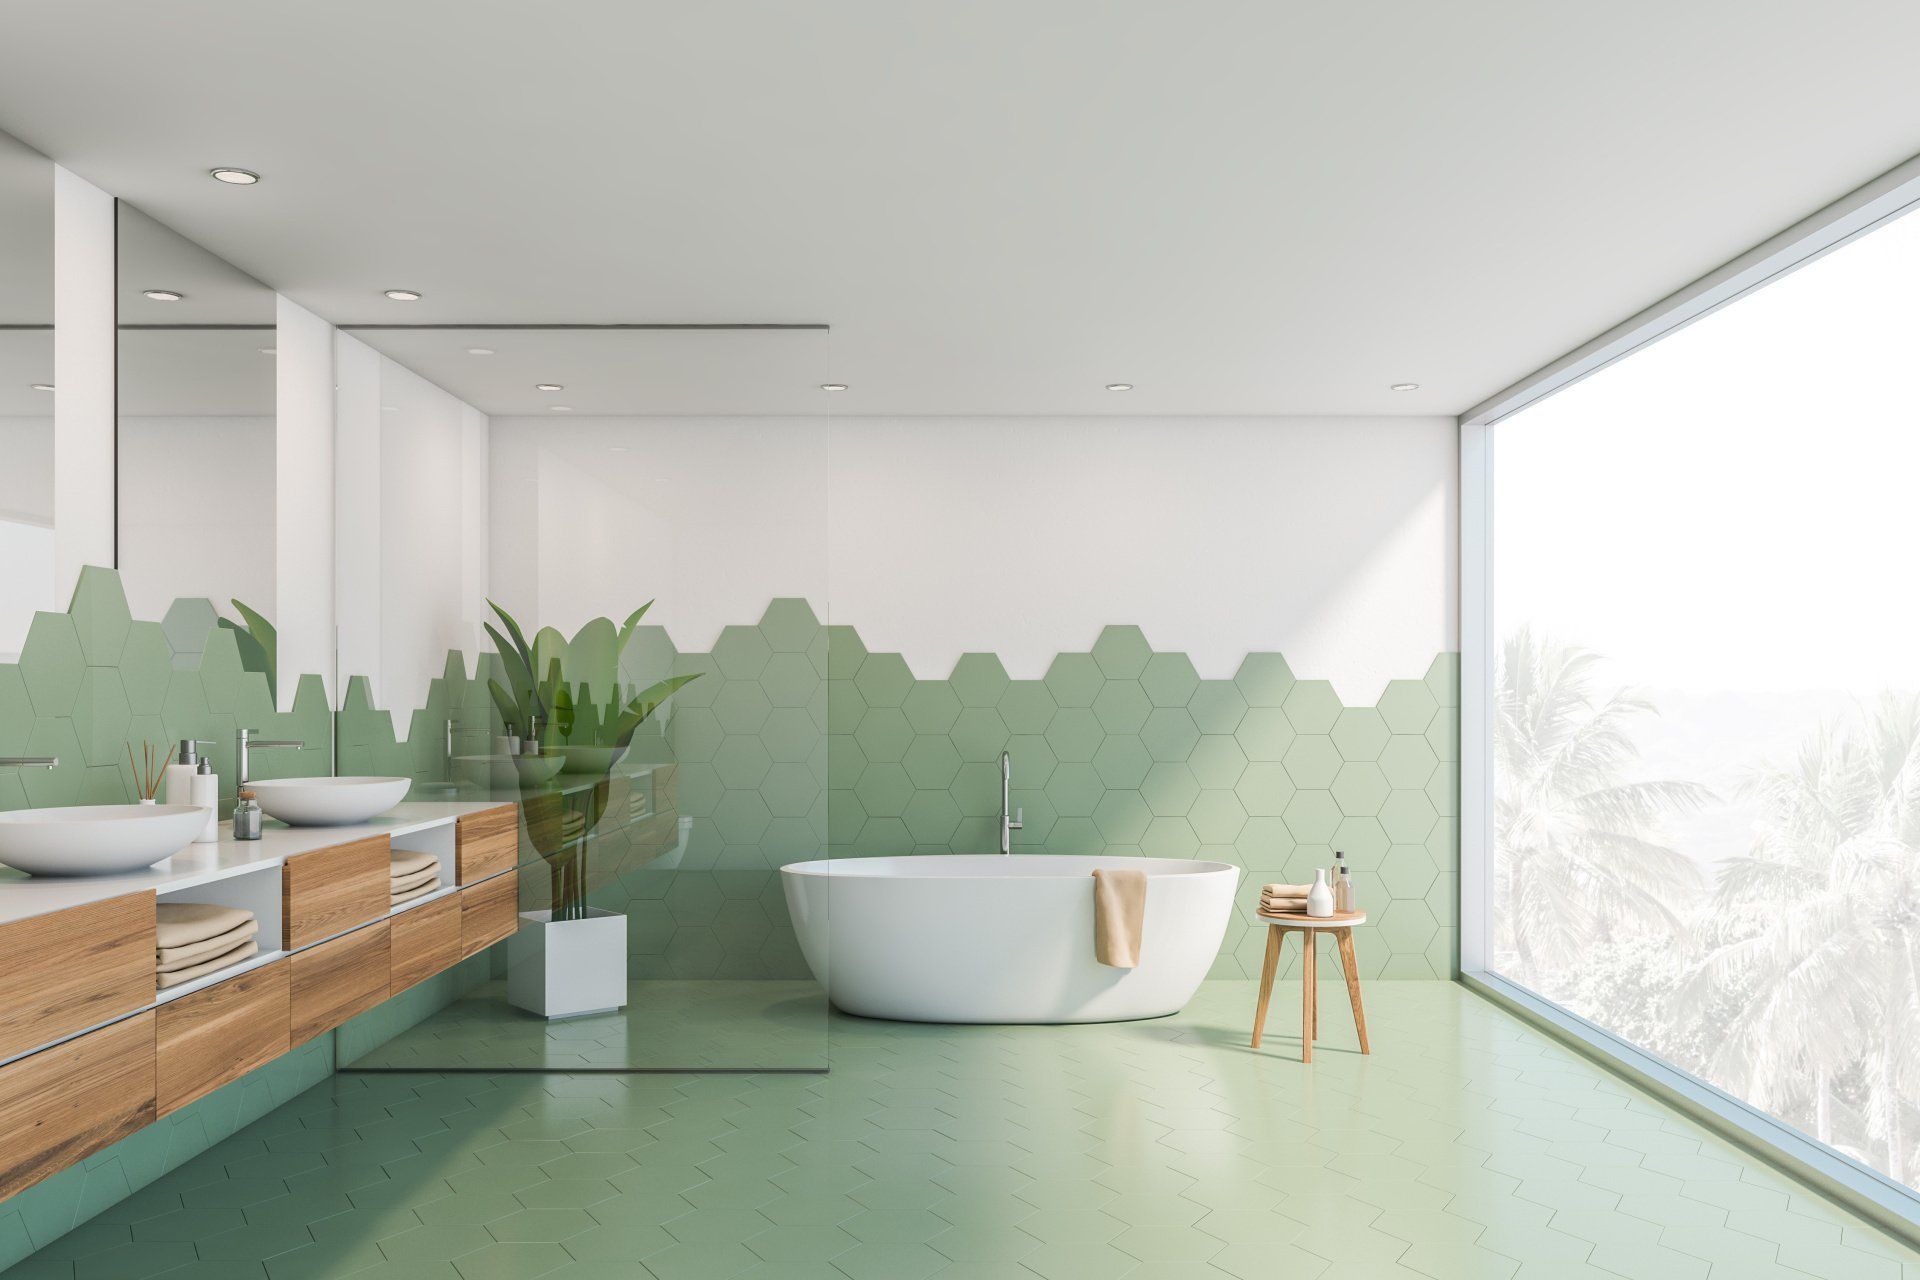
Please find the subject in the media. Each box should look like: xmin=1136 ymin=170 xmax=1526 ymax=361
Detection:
xmin=1000 ymin=750 xmax=1023 ymax=855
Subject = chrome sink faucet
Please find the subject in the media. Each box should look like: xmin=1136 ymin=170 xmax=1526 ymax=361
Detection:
xmin=1000 ymin=750 xmax=1023 ymax=855
xmin=237 ymin=729 xmax=304 ymax=786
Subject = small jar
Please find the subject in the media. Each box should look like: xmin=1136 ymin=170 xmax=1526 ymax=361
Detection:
xmin=233 ymin=789 xmax=262 ymax=841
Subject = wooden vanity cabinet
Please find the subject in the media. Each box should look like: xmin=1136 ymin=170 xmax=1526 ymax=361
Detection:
xmin=460 ymin=872 xmax=518 ymax=958
xmin=289 ymin=921 xmax=390 ymax=1046
xmin=156 ymin=961 xmax=290 ymax=1116
xmin=0 ymin=892 xmax=156 ymax=1064
xmin=455 ymin=805 xmax=518 ymax=883
xmin=390 ymin=895 xmax=462 ymax=995
xmin=282 ymin=835 xmax=391 ymax=949
xmin=0 ymin=1011 xmax=156 ymax=1200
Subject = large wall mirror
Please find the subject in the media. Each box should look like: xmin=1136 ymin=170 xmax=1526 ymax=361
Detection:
xmin=115 ymin=202 xmax=275 ymax=624
xmin=0 ymin=130 xmax=54 ymax=661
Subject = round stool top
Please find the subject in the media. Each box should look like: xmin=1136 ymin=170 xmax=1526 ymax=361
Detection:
xmin=1258 ymin=908 xmax=1366 ymax=928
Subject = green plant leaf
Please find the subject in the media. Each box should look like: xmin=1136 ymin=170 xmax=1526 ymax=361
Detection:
xmin=224 ymin=598 xmax=279 ymax=702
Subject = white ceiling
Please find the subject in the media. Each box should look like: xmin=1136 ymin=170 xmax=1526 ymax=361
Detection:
xmin=0 ymin=1 xmax=1918 ymax=416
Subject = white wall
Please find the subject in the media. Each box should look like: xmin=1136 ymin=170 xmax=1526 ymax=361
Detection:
xmin=117 ymin=417 xmax=275 ymax=622
xmin=489 ymin=415 xmax=1457 ymax=699
xmin=333 ymin=335 xmax=490 ymax=713
xmin=274 ymin=296 xmax=334 ymax=708
xmin=0 ymin=417 xmax=53 ymax=660
xmin=51 ymin=165 xmax=113 ymax=599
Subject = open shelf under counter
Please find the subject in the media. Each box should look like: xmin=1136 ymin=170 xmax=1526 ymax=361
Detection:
xmin=153 ymin=947 xmax=288 ymax=1004
xmin=0 ymin=801 xmax=511 ymax=928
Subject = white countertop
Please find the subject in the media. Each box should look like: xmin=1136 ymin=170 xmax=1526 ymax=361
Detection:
xmin=0 ymin=800 xmax=510 ymax=926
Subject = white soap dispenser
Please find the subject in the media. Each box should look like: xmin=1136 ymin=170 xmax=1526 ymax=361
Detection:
xmin=191 ymin=753 xmax=220 ymax=842
xmin=162 ymin=739 xmax=210 ymax=809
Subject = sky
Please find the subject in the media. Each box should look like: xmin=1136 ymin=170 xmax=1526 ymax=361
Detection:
xmin=1495 ymin=197 xmax=1920 ymax=697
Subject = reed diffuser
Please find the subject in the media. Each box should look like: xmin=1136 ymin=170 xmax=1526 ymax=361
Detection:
xmin=127 ymin=742 xmax=173 ymax=805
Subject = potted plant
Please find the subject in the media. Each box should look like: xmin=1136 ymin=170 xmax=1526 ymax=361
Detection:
xmin=486 ymin=600 xmax=699 ymax=1018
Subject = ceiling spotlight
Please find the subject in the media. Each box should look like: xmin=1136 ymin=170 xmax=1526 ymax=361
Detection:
xmin=1389 ymin=382 xmax=1420 ymax=392
xmin=819 ymin=383 xmax=848 ymax=392
xmin=534 ymin=383 xmax=563 ymax=392
xmin=1105 ymin=383 xmax=1133 ymax=392
xmin=381 ymin=405 xmax=398 ymax=413
xmin=30 ymin=383 xmax=53 ymax=392
xmin=466 ymin=347 xmax=495 ymax=356
xmin=258 ymin=347 xmax=277 ymax=356
xmin=143 ymin=289 xmax=184 ymax=302
xmin=383 ymin=289 xmax=422 ymax=301
xmin=609 ymin=446 xmax=629 ymax=454
xmin=549 ymin=405 xmax=573 ymax=412
xmin=209 ymin=168 xmax=260 ymax=185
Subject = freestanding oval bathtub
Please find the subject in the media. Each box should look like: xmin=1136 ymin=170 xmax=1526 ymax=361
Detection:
xmin=781 ymin=855 xmax=1240 ymax=1023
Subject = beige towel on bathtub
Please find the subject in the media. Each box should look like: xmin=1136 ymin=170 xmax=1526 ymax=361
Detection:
xmin=1092 ymin=868 xmax=1148 ymax=969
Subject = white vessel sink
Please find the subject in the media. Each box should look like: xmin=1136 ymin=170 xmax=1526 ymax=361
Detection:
xmin=0 ymin=804 xmax=208 ymax=876
xmin=249 ymin=777 xmax=410 ymax=826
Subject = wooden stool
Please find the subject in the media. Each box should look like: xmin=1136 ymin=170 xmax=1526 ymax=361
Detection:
xmin=1250 ymin=910 xmax=1369 ymax=1063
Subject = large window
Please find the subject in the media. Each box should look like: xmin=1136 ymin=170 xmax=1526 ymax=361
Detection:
xmin=1485 ymin=198 xmax=1920 ymax=1190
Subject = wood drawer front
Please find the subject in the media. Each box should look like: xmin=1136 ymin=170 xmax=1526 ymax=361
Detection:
xmin=390 ymin=896 xmax=461 ymax=995
xmin=289 ymin=923 xmax=389 ymax=1047
xmin=283 ymin=835 xmax=391 ymax=950
xmin=455 ymin=805 xmax=518 ymax=884
xmin=0 ymin=892 xmax=156 ymax=1063
xmin=0 ymin=1011 xmax=155 ymax=1201
xmin=156 ymin=962 xmax=289 ymax=1118
xmin=460 ymin=873 xmax=519 ymax=958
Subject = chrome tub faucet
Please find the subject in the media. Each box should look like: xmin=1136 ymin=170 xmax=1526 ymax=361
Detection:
xmin=1000 ymin=750 xmax=1023 ymax=854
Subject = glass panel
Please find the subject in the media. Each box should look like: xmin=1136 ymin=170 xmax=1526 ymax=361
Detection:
xmin=334 ymin=328 xmax=831 ymax=1071
xmin=114 ymin=202 xmax=276 ymax=624
xmin=1490 ymin=203 xmax=1920 ymax=1187
xmin=0 ymin=128 xmax=54 ymax=663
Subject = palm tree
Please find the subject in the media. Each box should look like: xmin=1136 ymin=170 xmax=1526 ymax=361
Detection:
xmin=1494 ymin=627 xmax=1709 ymax=987
xmin=1690 ymin=696 xmax=1920 ymax=1181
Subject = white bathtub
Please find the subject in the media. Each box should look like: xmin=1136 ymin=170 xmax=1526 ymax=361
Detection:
xmin=781 ymin=855 xmax=1241 ymax=1023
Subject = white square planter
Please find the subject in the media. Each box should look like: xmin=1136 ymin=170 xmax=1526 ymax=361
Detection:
xmin=507 ymin=907 xmax=628 ymax=1019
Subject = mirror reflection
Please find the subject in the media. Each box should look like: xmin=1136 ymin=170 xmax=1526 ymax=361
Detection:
xmin=115 ymin=202 xmax=275 ymax=624
xmin=0 ymin=129 xmax=54 ymax=661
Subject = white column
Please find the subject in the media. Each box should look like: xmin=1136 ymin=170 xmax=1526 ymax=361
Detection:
xmin=51 ymin=166 xmax=114 ymax=599
xmin=332 ymin=332 xmax=383 ymax=705
xmin=459 ymin=403 xmax=490 ymax=663
xmin=274 ymin=296 xmax=335 ymax=710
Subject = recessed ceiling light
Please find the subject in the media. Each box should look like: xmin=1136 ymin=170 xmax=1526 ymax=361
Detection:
xmin=466 ymin=347 xmax=495 ymax=356
xmin=1389 ymin=382 xmax=1420 ymax=392
xmin=209 ymin=167 xmax=259 ymax=185
xmin=143 ymin=289 xmax=184 ymax=302
xmin=609 ymin=446 xmax=629 ymax=454
xmin=383 ymin=289 xmax=422 ymax=301
xmin=549 ymin=405 xmax=573 ymax=412
xmin=30 ymin=383 xmax=53 ymax=392
xmin=1105 ymin=383 xmax=1133 ymax=392
xmin=258 ymin=347 xmax=277 ymax=356
xmin=381 ymin=405 xmax=398 ymax=413
xmin=534 ymin=383 xmax=563 ymax=392
xmin=819 ymin=383 xmax=848 ymax=392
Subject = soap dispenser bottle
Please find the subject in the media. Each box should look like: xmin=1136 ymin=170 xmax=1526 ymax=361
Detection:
xmin=1333 ymin=850 xmax=1354 ymax=913
xmin=191 ymin=754 xmax=220 ymax=842
xmin=163 ymin=739 xmax=210 ymax=810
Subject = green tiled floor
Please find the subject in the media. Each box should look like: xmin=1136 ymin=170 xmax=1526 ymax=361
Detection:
xmin=8 ymin=981 xmax=1918 ymax=1280
xmin=342 ymin=981 xmax=828 ymax=1072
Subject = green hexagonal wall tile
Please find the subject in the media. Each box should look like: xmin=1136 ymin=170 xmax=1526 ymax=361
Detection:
xmin=854 ymin=762 xmax=914 ymax=817
xmin=1089 ymin=625 xmax=1152 ymax=680
xmin=854 ymin=652 xmax=913 ymax=708
xmin=902 ymin=736 xmax=962 ymax=789
xmin=759 ymin=653 xmax=818 ymax=709
xmin=0 ymin=666 xmax=30 ymax=755
xmin=902 ymin=682 xmax=961 ymax=735
xmin=1330 ymin=708 xmax=1389 ymax=762
xmin=19 ymin=612 xmax=84 ymax=716
xmin=1139 ymin=762 xmax=1200 ymax=817
xmin=757 ymin=598 xmax=819 ymax=652
xmin=713 ymin=681 xmax=773 ymax=735
xmin=1233 ymin=653 xmax=1295 ymax=707
xmin=1234 ymin=760 xmax=1295 ymax=816
xmin=853 ymin=706 xmax=913 ymax=763
xmin=1042 ymin=654 xmax=1102 ymax=710
xmin=1282 ymin=679 xmax=1342 ymax=734
xmin=712 ymin=625 xmax=773 ymax=680
xmin=1186 ymin=734 xmax=1247 ymax=788
xmin=825 ymin=625 xmax=867 ymax=680
xmin=1091 ymin=790 xmax=1151 ymax=843
xmin=1138 ymin=706 xmax=1200 ymax=763
xmin=1139 ymin=816 xmax=1196 ymax=858
xmin=1092 ymin=736 xmax=1153 ymax=790
xmin=1380 ymin=789 xmax=1440 ymax=843
xmin=160 ymin=597 xmax=218 ymax=665
xmin=1187 ymin=789 xmax=1248 ymax=844
xmin=902 ymin=791 xmax=962 ymax=844
xmin=1187 ymin=680 xmax=1248 ymax=734
xmin=712 ymin=791 xmax=773 ymax=845
xmin=948 ymin=707 xmax=1008 ymax=762
xmin=713 ymin=737 xmax=773 ymax=790
xmin=952 ymin=762 xmax=1002 ymax=817
xmin=1329 ymin=761 xmax=1390 ymax=815
xmin=1045 ymin=762 xmax=1105 ymax=817
xmin=1043 ymin=707 xmax=1104 ymax=763
xmin=1280 ymin=734 xmax=1341 ymax=789
xmin=1138 ymin=652 xmax=1199 ymax=708
xmin=72 ymin=668 xmax=133 ymax=769
xmin=949 ymin=653 xmax=1009 ymax=708
xmin=1236 ymin=706 xmax=1294 ymax=761
xmin=1281 ymin=789 xmax=1342 ymax=844
xmin=671 ymin=707 xmax=725 ymax=761
xmin=758 ymin=707 xmax=819 ymax=763
xmin=760 ymin=763 xmax=818 ymax=818
xmin=996 ymin=680 xmax=1056 ymax=735
xmin=1379 ymin=735 xmax=1439 ymax=789
xmin=1090 ymin=680 xmax=1150 ymax=736
xmin=1002 ymin=734 xmax=1056 ymax=786
xmin=1378 ymin=678 xmax=1439 ymax=734
xmin=69 ymin=565 xmax=133 ymax=667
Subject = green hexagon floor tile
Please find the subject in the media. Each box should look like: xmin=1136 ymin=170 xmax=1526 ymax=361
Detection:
xmin=11 ymin=981 xmax=1920 ymax=1280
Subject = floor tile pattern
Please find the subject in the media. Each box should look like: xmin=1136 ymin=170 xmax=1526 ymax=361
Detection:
xmin=8 ymin=980 xmax=1916 ymax=1280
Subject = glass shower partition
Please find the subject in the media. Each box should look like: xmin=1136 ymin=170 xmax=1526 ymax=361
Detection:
xmin=332 ymin=330 xmax=832 ymax=1073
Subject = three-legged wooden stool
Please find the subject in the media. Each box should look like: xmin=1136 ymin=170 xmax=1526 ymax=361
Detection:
xmin=1250 ymin=910 xmax=1369 ymax=1063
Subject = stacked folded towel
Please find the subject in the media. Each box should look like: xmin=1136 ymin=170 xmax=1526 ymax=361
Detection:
xmin=1258 ymin=882 xmax=1312 ymax=916
xmin=391 ymin=849 xmax=441 ymax=907
xmin=156 ymin=902 xmax=259 ymax=989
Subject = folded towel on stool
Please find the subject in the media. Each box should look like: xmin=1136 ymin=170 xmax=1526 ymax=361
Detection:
xmin=158 ymin=940 xmax=258 ymax=988
xmin=157 ymin=919 xmax=258 ymax=969
xmin=390 ymin=849 xmax=437 ymax=878
xmin=390 ymin=880 xmax=438 ymax=908
xmin=156 ymin=902 xmax=254 ymax=949
xmin=1092 ymin=867 xmax=1148 ymax=968
xmin=389 ymin=865 xmax=438 ymax=894
xmin=1261 ymin=883 xmax=1312 ymax=897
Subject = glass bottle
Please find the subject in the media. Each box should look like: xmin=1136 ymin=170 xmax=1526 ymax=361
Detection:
xmin=1333 ymin=849 xmax=1354 ymax=913
xmin=233 ymin=789 xmax=262 ymax=841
